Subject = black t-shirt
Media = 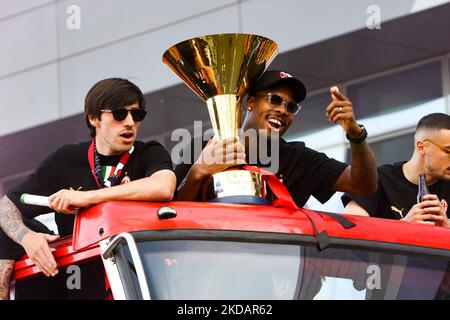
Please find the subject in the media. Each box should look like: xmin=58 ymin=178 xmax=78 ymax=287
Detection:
xmin=341 ymin=162 xmax=450 ymax=219
xmin=7 ymin=140 xmax=173 ymax=236
xmin=175 ymin=137 xmax=347 ymax=207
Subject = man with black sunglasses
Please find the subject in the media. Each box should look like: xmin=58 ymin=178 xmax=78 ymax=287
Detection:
xmin=0 ymin=78 xmax=176 ymax=299
xmin=175 ymin=70 xmax=378 ymax=207
xmin=342 ymin=113 xmax=449 ymax=227
xmin=100 ymin=107 xmax=147 ymax=122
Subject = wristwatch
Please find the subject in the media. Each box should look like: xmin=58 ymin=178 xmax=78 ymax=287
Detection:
xmin=346 ymin=124 xmax=367 ymax=144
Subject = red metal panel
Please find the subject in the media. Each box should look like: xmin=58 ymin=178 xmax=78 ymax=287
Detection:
xmin=12 ymin=241 xmax=100 ymax=280
xmin=72 ymin=201 xmax=315 ymax=251
xmin=13 ymin=201 xmax=450 ymax=280
xmin=72 ymin=201 xmax=450 ymax=251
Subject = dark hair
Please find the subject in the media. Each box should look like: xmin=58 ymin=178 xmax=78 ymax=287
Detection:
xmin=416 ymin=113 xmax=450 ymax=133
xmin=84 ymin=78 xmax=146 ymax=138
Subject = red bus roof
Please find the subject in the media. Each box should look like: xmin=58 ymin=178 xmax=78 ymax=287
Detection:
xmin=72 ymin=201 xmax=450 ymax=251
xmin=14 ymin=201 xmax=450 ymax=280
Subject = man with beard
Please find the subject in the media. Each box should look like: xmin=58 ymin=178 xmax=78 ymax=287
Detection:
xmin=342 ymin=113 xmax=449 ymax=227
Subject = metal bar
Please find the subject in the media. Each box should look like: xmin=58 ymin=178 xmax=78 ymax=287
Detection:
xmin=101 ymin=232 xmax=151 ymax=300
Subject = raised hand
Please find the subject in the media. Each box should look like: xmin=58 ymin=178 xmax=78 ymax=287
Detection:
xmin=326 ymin=86 xmax=362 ymax=138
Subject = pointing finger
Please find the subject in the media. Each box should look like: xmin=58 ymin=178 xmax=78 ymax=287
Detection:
xmin=330 ymin=86 xmax=347 ymax=101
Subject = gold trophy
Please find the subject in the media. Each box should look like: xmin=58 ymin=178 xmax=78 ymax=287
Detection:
xmin=163 ymin=33 xmax=278 ymax=203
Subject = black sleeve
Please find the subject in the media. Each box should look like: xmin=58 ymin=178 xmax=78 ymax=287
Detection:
xmin=341 ymin=166 xmax=387 ymax=217
xmin=137 ymin=141 xmax=174 ymax=177
xmin=173 ymin=136 xmax=207 ymax=189
xmin=6 ymin=149 xmax=65 ymax=220
xmin=175 ymin=163 xmax=193 ymax=189
xmin=341 ymin=182 xmax=384 ymax=217
xmin=302 ymin=147 xmax=348 ymax=204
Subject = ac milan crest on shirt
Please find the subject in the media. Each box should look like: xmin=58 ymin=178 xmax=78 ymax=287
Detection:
xmin=441 ymin=199 xmax=448 ymax=213
xmin=121 ymin=175 xmax=131 ymax=184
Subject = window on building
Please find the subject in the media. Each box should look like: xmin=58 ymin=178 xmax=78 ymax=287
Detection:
xmin=347 ymin=133 xmax=415 ymax=166
xmin=347 ymin=61 xmax=442 ymax=119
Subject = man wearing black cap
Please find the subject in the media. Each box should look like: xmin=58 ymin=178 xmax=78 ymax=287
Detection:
xmin=175 ymin=70 xmax=378 ymax=206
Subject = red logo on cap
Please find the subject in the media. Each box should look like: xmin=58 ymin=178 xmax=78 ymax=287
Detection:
xmin=279 ymin=72 xmax=292 ymax=79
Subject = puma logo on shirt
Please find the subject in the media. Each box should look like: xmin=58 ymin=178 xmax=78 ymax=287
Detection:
xmin=390 ymin=205 xmax=405 ymax=218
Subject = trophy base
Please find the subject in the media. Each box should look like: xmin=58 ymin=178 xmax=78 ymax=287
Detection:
xmin=210 ymin=169 xmax=265 ymax=203
xmin=209 ymin=195 xmax=270 ymax=206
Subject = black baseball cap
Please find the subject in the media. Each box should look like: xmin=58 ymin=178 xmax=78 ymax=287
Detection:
xmin=248 ymin=70 xmax=307 ymax=103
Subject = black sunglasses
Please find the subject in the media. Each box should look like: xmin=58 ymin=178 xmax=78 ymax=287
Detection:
xmin=263 ymin=93 xmax=301 ymax=115
xmin=100 ymin=108 xmax=147 ymax=122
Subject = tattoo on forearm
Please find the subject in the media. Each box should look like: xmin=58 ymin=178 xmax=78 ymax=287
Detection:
xmin=0 ymin=196 xmax=30 ymax=244
xmin=0 ymin=260 xmax=14 ymax=300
